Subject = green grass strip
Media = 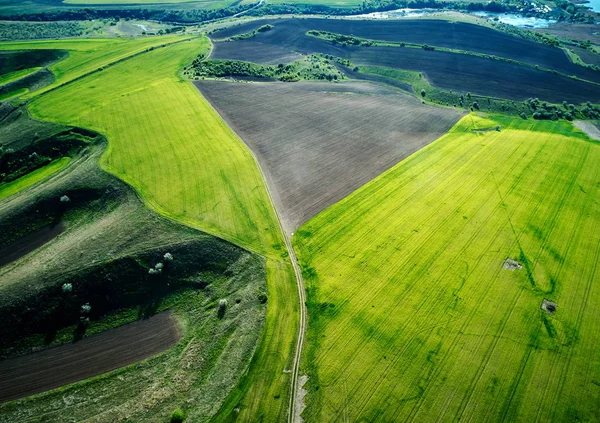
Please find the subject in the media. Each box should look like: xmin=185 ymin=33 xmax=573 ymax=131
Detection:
xmin=0 ymin=157 xmax=71 ymax=201
xmin=0 ymin=67 xmax=42 ymax=86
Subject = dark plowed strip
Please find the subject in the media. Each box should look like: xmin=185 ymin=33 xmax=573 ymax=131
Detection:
xmin=0 ymin=312 xmax=180 ymax=403
xmin=0 ymin=223 xmax=64 ymax=268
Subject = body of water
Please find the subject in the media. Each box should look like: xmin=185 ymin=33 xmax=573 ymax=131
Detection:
xmin=351 ymin=8 xmax=557 ymax=29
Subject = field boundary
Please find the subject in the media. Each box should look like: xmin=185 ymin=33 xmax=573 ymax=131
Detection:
xmin=197 ymin=83 xmax=306 ymax=422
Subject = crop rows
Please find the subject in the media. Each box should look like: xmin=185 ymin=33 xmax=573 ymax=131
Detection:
xmin=294 ymin=115 xmax=600 ymax=422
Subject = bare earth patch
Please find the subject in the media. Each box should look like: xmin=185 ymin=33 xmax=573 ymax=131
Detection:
xmin=294 ymin=375 xmax=309 ymax=423
xmin=0 ymin=223 xmax=65 ymax=268
xmin=541 ymin=299 xmax=557 ymax=314
xmin=0 ymin=312 xmax=180 ymax=403
xmin=196 ymin=80 xmax=464 ymax=231
xmin=574 ymin=120 xmax=600 ymax=141
xmin=503 ymin=258 xmax=523 ymax=271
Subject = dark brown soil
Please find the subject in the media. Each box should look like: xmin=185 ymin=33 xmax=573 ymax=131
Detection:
xmin=0 ymin=312 xmax=180 ymax=403
xmin=0 ymin=223 xmax=64 ymax=268
xmin=572 ymin=46 xmax=600 ymax=67
xmin=533 ymin=22 xmax=600 ymax=44
xmin=210 ymin=18 xmax=600 ymax=103
xmin=196 ymin=80 xmax=464 ymax=231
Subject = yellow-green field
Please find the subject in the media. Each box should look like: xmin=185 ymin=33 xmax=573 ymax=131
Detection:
xmin=294 ymin=114 xmax=600 ymax=422
xmin=0 ymin=157 xmax=70 ymax=201
xmin=0 ymin=36 xmax=188 ymax=98
xmin=24 ymin=36 xmax=297 ymax=421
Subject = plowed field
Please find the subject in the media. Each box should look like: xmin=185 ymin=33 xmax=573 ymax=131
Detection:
xmin=196 ymin=80 xmax=464 ymax=230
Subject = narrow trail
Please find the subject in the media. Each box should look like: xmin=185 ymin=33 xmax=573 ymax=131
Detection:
xmin=196 ymin=64 xmax=307 ymax=421
xmin=240 ymin=132 xmax=307 ymax=423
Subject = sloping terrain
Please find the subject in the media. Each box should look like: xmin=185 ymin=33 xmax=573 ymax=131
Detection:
xmin=4 ymin=36 xmax=298 ymax=423
xmin=196 ymin=80 xmax=464 ymax=230
xmin=0 ymin=114 xmax=269 ymax=422
xmin=210 ymin=18 xmax=600 ymax=103
xmin=294 ymin=115 xmax=600 ymax=422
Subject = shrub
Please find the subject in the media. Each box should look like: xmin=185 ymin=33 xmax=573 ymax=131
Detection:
xmin=170 ymin=409 xmax=185 ymax=423
xmin=420 ymin=89 xmax=426 ymax=98
xmin=217 ymin=299 xmax=228 ymax=318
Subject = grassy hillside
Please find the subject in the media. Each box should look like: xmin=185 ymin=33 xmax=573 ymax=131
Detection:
xmin=28 ymin=37 xmax=283 ymax=256
xmin=24 ymin=36 xmax=297 ymax=421
xmin=294 ymin=114 xmax=600 ymax=422
xmin=0 ymin=36 xmax=188 ymax=98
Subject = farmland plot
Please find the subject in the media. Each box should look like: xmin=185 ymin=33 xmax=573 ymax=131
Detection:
xmin=196 ymin=80 xmax=464 ymax=230
xmin=210 ymin=18 xmax=600 ymax=103
xmin=294 ymin=115 xmax=600 ymax=422
xmin=213 ymin=18 xmax=597 ymax=81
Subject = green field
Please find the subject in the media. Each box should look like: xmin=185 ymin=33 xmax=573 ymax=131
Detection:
xmin=0 ymin=36 xmax=188 ymax=98
xmin=294 ymin=114 xmax=600 ymax=422
xmin=0 ymin=157 xmax=70 ymax=201
xmin=0 ymin=67 xmax=41 ymax=85
xmin=23 ymin=36 xmax=298 ymax=421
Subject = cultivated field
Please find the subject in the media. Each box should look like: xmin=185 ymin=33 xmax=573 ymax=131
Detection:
xmin=210 ymin=18 xmax=600 ymax=103
xmin=197 ymin=80 xmax=464 ymax=230
xmin=27 ymin=37 xmax=283 ymax=255
xmin=212 ymin=18 xmax=600 ymax=82
xmin=0 ymin=312 xmax=180 ymax=403
xmin=0 ymin=36 xmax=188 ymax=98
xmin=294 ymin=114 xmax=600 ymax=422
xmin=0 ymin=126 xmax=270 ymax=422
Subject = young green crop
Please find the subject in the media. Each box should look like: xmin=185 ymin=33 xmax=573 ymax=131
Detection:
xmin=0 ymin=35 xmax=188 ymax=98
xmin=28 ymin=37 xmax=283 ymax=256
xmin=294 ymin=114 xmax=600 ymax=422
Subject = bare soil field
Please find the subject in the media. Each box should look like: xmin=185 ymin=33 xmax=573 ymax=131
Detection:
xmin=572 ymin=46 xmax=600 ymax=67
xmin=195 ymin=80 xmax=464 ymax=230
xmin=534 ymin=22 xmax=600 ymax=44
xmin=0 ymin=223 xmax=64 ymax=268
xmin=0 ymin=312 xmax=180 ymax=403
xmin=210 ymin=18 xmax=600 ymax=103
xmin=212 ymin=18 xmax=600 ymax=83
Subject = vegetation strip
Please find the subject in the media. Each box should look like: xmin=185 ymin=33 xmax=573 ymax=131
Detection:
xmin=0 ymin=67 xmax=41 ymax=86
xmin=0 ymin=157 xmax=70 ymax=201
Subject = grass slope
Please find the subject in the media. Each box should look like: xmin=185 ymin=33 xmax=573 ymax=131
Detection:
xmin=28 ymin=37 xmax=283 ymax=256
xmin=0 ymin=157 xmax=70 ymax=201
xmin=25 ymin=36 xmax=297 ymax=421
xmin=0 ymin=36 xmax=187 ymax=98
xmin=294 ymin=114 xmax=600 ymax=422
